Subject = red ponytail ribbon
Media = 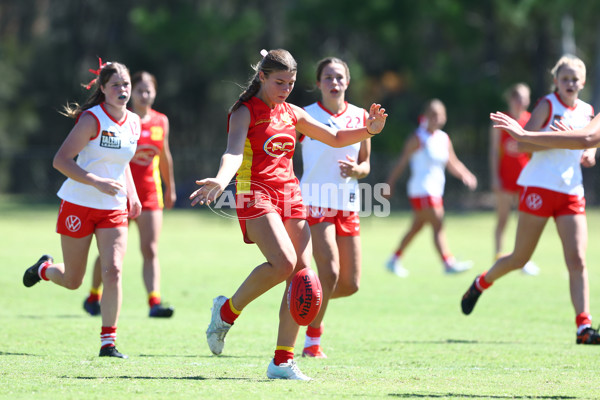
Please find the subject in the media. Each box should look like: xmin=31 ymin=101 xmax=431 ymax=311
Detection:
xmin=85 ymin=57 xmax=110 ymax=90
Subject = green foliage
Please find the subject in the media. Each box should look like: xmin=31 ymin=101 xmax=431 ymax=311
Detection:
xmin=2 ymin=1 xmax=600 ymax=199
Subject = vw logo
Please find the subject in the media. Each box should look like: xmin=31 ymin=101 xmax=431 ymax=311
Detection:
xmin=65 ymin=215 xmax=82 ymax=232
xmin=525 ymin=193 xmax=542 ymax=210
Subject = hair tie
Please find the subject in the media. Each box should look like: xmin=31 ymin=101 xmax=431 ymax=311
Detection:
xmin=85 ymin=57 xmax=112 ymax=90
xmin=260 ymin=49 xmax=268 ymax=58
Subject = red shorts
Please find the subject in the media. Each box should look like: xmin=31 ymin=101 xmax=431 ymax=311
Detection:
xmin=518 ymin=186 xmax=585 ymax=218
xmin=499 ymin=162 xmax=526 ymax=193
xmin=409 ymin=195 xmax=443 ymax=210
xmin=306 ymin=206 xmax=360 ymax=237
xmin=236 ymin=186 xmax=306 ymax=244
xmin=138 ymin=187 xmax=163 ymax=211
xmin=56 ymin=200 xmax=129 ymax=238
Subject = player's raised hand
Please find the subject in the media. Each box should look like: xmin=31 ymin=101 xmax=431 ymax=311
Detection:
xmin=490 ymin=112 xmax=525 ymax=140
xmin=366 ymin=103 xmax=388 ymax=135
xmin=551 ymin=120 xmax=572 ymax=132
xmin=190 ymin=178 xmax=225 ymax=206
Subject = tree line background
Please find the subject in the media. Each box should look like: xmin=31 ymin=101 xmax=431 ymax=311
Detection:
xmin=2 ymin=0 xmax=600 ymax=209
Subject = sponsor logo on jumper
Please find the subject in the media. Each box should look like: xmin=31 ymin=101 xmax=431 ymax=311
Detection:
xmin=65 ymin=215 xmax=82 ymax=232
xmin=255 ymin=118 xmax=271 ymax=126
xmin=100 ymin=130 xmax=121 ymax=149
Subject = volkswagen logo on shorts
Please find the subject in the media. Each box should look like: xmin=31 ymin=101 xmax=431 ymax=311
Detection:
xmin=65 ymin=215 xmax=82 ymax=232
xmin=525 ymin=193 xmax=542 ymax=210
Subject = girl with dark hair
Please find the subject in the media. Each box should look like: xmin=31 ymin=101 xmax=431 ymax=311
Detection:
xmin=23 ymin=59 xmax=141 ymax=358
xmin=83 ymin=70 xmax=177 ymax=318
xmin=298 ymin=57 xmax=370 ymax=359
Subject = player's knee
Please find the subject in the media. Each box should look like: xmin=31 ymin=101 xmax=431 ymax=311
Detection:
xmin=101 ymin=265 xmax=123 ymax=286
xmin=566 ymin=257 xmax=586 ymax=274
xmin=339 ymin=281 xmax=360 ymax=297
xmin=315 ymin=265 xmax=337 ymax=288
xmin=140 ymin=243 xmax=158 ymax=260
xmin=63 ymin=276 xmax=84 ymax=290
xmin=272 ymin=257 xmax=297 ymax=282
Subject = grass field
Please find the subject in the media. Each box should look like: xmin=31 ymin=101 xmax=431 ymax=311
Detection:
xmin=2 ymin=197 xmax=600 ymax=399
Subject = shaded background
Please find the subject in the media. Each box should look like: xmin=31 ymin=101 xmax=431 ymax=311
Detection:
xmin=2 ymin=0 xmax=600 ymax=208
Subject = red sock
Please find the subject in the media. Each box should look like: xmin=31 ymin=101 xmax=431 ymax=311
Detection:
xmin=100 ymin=326 xmax=117 ymax=349
xmin=39 ymin=262 xmax=51 ymax=281
xmin=442 ymin=254 xmax=455 ymax=265
xmin=87 ymin=288 xmax=101 ymax=303
xmin=148 ymin=292 xmax=161 ymax=308
xmin=220 ymin=298 xmax=240 ymax=325
xmin=576 ymin=312 xmax=592 ymax=328
xmin=475 ymin=271 xmax=493 ymax=291
xmin=394 ymin=249 xmax=403 ymax=257
xmin=274 ymin=347 xmax=294 ymax=365
xmin=306 ymin=323 xmax=323 ymax=338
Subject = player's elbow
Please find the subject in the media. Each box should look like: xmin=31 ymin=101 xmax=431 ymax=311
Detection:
xmin=583 ymin=134 xmax=600 ymax=149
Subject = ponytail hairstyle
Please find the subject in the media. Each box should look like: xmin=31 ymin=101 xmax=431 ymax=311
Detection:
xmin=230 ymin=49 xmax=297 ymax=113
xmin=315 ymin=57 xmax=350 ymax=83
xmin=61 ymin=60 xmax=130 ymax=119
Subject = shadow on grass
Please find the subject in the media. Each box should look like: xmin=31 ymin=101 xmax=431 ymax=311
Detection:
xmin=389 ymin=394 xmax=576 ymax=399
xmin=137 ymin=354 xmax=258 ymax=359
xmin=15 ymin=314 xmax=87 ymax=320
xmin=62 ymin=375 xmax=207 ymax=381
xmin=62 ymin=375 xmax=264 ymax=381
xmin=0 ymin=351 xmax=41 ymax=356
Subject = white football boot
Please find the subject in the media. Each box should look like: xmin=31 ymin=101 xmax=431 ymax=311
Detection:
xmin=206 ymin=296 xmax=232 ymax=355
xmin=444 ymin=259 xmax=473 ymax=274
xmin=521 ymin=261 xmax=540 ymax=276
xmin=267 ymin=359 xmax=311 ymax=381
xmin=385 ymin=255 xmax=409 ymax=277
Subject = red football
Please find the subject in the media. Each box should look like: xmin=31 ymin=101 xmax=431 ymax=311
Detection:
xmin=287 ymin=268 xmax=322 ymax=326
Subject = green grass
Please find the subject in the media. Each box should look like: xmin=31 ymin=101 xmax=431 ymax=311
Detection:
xmin=2 ymin=197 xmax=600 ymax=399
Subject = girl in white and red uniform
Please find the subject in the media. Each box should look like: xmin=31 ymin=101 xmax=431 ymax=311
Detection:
xmin=466 ymin=55 xmax=600 ymax=346
xmin=22 ymin=60 xmax=141 ymax=358
xmin=189 ymin=49 xmax=387 ymax=380
xmin=298 ymin=57 xmax=370 ymax=359
xmin=385 ymin=99 xmax=477 ymax=276
xmin=84 ymin=71 xmax=177 ymax=318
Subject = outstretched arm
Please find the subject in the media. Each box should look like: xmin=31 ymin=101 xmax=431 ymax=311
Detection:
xmin=491 ymin=112 xmax=600 ymax=149
xmin=293 ymin=103 xmax=387 ymax=148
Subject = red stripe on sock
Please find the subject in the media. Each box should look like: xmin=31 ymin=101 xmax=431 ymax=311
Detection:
xmin=476 ymin=271 xmax=493 ymax=290
xmin=39 ymin=262 xmax=50 ymax=281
